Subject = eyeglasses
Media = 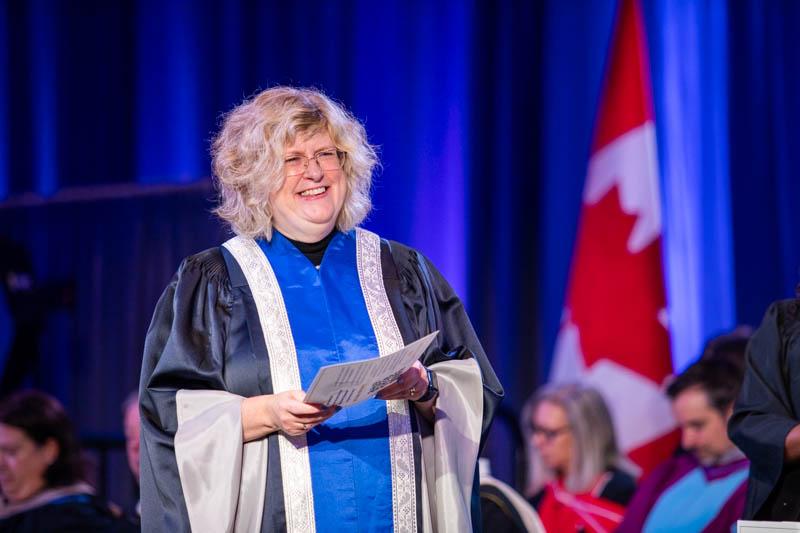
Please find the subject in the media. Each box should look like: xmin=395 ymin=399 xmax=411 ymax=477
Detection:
xmin=284 ymin=149 xmax=344 ymax=177
xmin=530 ymin=424 xmax=570 ymax=442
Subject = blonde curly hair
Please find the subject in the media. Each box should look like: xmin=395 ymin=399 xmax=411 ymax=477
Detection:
xmin=211 ymin=86 xmax=378 ymax=240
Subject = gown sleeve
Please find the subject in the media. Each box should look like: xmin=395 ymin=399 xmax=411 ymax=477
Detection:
xmin=728 ymin=300 xmax=800 ymax=518
xmin=138 ymin=249 xmax=234 ymax=531
xmin=393 ymin=243 xmax=504 ymax=446
xmin=386 ymin=242 xmax=501 ymax=531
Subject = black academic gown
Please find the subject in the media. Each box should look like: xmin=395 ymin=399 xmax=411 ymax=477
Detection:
xmin=138 ymin=237 xmax=504 ymax=532
xmin=728 ymin=298 xmax=800 ymax=520
xmin=0 ymin=494 xmax=138 ymax=533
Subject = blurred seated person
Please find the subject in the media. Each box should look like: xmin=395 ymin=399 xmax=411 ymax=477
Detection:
xmin=617 ymin=357 xmax=748 ymax=532
xmin=0 ymin=390 xmax=136 ymax=532
xmin=522 ymin=383 xmax=635 ymax=533
xmin=479 ymin=457 xmax=545 ymax=533
xmin=121 ymin=392 xmax=140 ymax=520
xmin=700 ymin=326 xmax=752 ymax=374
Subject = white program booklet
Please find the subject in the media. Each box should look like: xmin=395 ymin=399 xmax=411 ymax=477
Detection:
xmin=738 ymin=521 xmax=800 ymax=532
xmin=303 ymin=331 xmax=439 ymax=407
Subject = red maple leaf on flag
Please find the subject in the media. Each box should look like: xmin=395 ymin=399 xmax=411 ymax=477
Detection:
xmin=567 ymin=185 xmax=672 ymax=384
xmin=550 ymin=0 xmax=679 ymax=477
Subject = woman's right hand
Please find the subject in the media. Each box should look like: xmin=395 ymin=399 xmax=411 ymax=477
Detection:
xmin=242 ymin=391 xmax=338 ymax=441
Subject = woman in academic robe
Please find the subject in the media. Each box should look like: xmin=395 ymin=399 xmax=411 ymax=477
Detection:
xmin=139 ymin=86 xmax=503 ymax=532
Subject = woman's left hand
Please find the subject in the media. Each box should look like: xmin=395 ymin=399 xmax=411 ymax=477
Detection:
xmin=377 ymin=361 xmax=428 ymax=401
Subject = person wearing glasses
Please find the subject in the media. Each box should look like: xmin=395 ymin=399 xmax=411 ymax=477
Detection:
xmin=138 ymin=86 xmax=503 ymax=532
xmin=521 ymin=383 xmax=635 ymax=533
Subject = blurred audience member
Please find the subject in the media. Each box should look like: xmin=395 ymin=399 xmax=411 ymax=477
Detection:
xmin=618 ymin=357 xmax=748 ymax=532
xmin=121 ymin=392 xmax=139 ymax=484
xmin=0 ymin=390 xmax=136 ymax=532
xmin=0 ymin=237 xmax=75 ymax=395
xmin=0 ymin=238 xmax=41 ymax=396
xmin=729 ymin=299 xmax=800 ymax=520
xmin=522 ymin=383 xmax=635 ymax=533
xmin=479 ymin=458 xmax=545 ymax=533
xmin=700 ymin=326 xmax=752 ymax=374
xmin=121 ymin=391 xmax=140 ymax=521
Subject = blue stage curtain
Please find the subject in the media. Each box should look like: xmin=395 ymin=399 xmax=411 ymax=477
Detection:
xmin=0 ymin=2 xmax=7 ymax=199
xmin=728 ymin=0 xmax=800 ymax=326
xmin=645 ymin=0 xmax=735 ymax=372
xmin=537 ymin=0 xmax=617 ymax=379
xmin=1 ymin=0 xmax=799 ymax=491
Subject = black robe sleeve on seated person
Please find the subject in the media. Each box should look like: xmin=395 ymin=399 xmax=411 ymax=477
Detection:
xmin=728 ymin=299 xmax=800 ymax=520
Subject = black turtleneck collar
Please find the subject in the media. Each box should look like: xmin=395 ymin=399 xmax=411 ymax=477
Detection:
xmin=285 ymin=230 xmax=337 ymax=267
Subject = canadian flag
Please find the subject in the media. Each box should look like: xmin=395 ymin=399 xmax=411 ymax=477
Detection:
xmin=549 ymin=0 xmax=678 ymax=476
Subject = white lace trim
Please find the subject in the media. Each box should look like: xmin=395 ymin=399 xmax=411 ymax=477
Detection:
xmin=355 ymin=228 xmax=418 ymax=533
xmin=222 ymin=236 xmax=316 ymax=533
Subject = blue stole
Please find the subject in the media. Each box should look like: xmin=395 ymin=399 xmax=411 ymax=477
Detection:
xmin=642 ymin=465 xmax=747 ymax=533
xmin=257 ymin=230 xmax=394 ymax=532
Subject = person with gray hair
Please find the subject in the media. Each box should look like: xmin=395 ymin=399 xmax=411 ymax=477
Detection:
xmin=522 ymin=383 xmax=635 ymax=533
xmin=139 ymin=86 xmax=503 ymax=532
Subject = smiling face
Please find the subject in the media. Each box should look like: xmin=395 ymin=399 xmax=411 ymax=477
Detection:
xmin=270 ymin=130 xmax=346 ymax=243
xmin=0 ymin=424 xmax=56 ymax=503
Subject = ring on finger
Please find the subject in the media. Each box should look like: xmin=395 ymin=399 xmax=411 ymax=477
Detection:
xmin=302 ymin=423 xmax=308 ymax=430
xmin=409 ymin=387 xmax=416 ymax=397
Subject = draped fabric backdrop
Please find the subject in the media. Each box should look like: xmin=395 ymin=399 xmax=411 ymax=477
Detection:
xmin=0 ymin=0 xmax=798 ymax=504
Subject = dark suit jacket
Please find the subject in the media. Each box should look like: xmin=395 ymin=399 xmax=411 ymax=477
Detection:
xmin=729 ymin=299 xmax=800 ymax=520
